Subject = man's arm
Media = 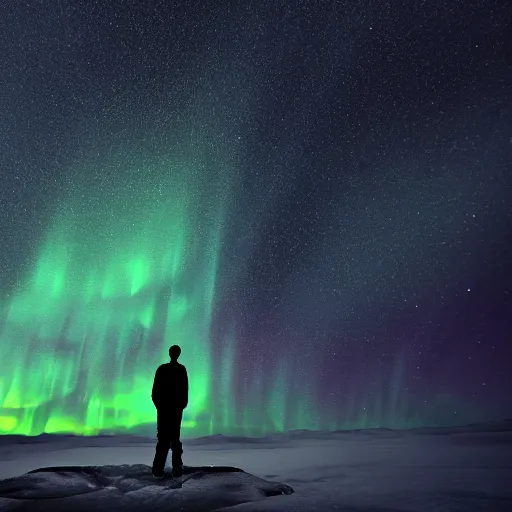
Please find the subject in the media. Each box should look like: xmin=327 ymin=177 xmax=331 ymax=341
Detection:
xmin=183 ymin=367 xmax=188 ymax=409
xmin=151 ymin=367 xmax=162 ymax=409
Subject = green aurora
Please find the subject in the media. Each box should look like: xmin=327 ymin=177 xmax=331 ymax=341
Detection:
xmin=0 ymin=141 xmax=470 ymax=437
xmin=0 ymin=147 xmax=474 ymax=436
xmin=0 ymin=150 xmax=329 ymax=436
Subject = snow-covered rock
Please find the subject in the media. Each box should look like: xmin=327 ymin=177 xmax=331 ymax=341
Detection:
xmin=0 ymin=464 xmax=293 ymax=511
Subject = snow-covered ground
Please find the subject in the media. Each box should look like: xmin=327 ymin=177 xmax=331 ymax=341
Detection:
xmin=0 ymin=423 xmax=511 ymax=511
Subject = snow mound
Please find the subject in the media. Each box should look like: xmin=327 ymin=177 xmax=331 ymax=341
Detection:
xmin=0 ymin=464 xmax=294 ymax=512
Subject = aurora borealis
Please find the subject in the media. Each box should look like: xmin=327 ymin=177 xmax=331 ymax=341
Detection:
xmin=0 ymin=1 xmax=511 ymax=436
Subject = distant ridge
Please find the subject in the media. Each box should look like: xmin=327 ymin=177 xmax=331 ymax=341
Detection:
xmin=0 ymin=419 xmax=511 ymax=445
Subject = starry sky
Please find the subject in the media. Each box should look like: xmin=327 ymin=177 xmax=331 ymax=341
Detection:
xmin=0 ymin=0 xmax=511 ymax=436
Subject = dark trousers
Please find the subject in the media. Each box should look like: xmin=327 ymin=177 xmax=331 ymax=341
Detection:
xmin=152 ymin=408 xmax=184 ymax=473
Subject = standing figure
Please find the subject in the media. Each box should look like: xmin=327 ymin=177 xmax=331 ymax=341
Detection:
xmin=151 ymin=344 xmax=188 ymax=477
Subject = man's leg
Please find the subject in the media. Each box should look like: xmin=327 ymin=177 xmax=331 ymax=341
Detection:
xmin=170 ymin=408 xmax=184 ymax=474
xmin=152 ymin=412 xmax=171 ymax=476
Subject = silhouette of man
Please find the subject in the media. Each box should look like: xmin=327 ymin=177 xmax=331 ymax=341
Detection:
xmin=151 ymin=344 xmax=188 ymax=477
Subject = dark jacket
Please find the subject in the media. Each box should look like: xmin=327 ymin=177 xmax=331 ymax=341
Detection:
xmin=152 ymin=361 xmax=188 ymax=411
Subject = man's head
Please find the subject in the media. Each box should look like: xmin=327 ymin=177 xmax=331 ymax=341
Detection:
xmin=169 ymin=345 xmax=181 ymax=361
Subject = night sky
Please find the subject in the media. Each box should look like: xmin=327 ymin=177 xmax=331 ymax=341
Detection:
xmin=0 ymin=0 xmax=511 ymax=436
